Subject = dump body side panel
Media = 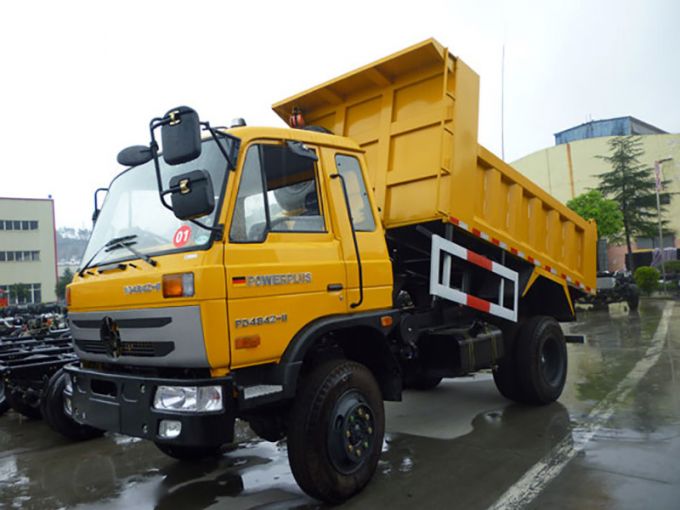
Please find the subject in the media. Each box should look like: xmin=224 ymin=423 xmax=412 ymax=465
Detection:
xmin=273 ymin=38 xmax=596 ymax=293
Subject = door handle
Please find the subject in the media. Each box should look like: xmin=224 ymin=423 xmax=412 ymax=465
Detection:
xmin=327 ymin=283 xmax=343 ymax=292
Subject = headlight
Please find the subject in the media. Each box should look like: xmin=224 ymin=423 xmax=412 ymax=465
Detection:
xmin=153 ymin=385 xmax=223 ymax=413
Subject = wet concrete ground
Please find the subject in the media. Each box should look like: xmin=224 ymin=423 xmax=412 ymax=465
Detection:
xmin=1 ymin=299 xmax=678 ymax=509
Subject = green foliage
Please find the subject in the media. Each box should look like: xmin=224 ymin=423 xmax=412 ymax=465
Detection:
xmin=597 ymin=136 xmax=671 ymax=264
xmin=633 ymin=266 xmax=660 ymax=295
xmin=55 ymin=268 xmax=75 ymax=300
xmin=566 ymin=190 xmax=623 ymax=240
xmin=663 ymin=260 xmax=680 ymax=275
xmin=9 ymin=283 xmax=30 ymax=304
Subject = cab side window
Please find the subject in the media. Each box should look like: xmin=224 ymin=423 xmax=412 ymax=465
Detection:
xmin=230 ymin=142 xmax=325 ymax=242
xmin=335 ymin=154 xmax=376 ymax=232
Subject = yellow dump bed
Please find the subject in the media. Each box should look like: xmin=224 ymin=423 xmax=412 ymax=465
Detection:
xmin=273 ymin=39 xmax=596 ymax=293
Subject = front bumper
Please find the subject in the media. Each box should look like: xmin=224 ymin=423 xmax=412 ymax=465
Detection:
xmin=63 ymin=364 xmax=235 ymax=447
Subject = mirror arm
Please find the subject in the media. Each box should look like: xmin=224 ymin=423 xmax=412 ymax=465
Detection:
xmin=201 ymin=122 xmax=237 ymax=170
xmin=148 ymin=112 xmax=225 ymax=237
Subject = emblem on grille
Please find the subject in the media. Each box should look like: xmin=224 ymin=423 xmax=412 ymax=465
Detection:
xmin=100 ymin=316 xmax=122 ymax=359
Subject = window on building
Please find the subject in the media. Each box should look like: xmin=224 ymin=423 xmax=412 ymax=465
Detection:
xmin=0 ymin=283 xmax=41 ymax=304
xmin=21 ymin=221 xmax=29 ymax=230
xmin=0 ymin=252 xmax=4 ymax=262
xmin=30 ymin=221 xmax=38 ymax=230
xmin=12 ymin=220 xmax=20 ymax=230
xmin=31 ymin=251 xmax=40 ymax=261
xmin=6 ymin=252 xmax=14 ymax=261
xmin=0 ymin=221 xmax=4 ymax=231
xmin=5 ymin=220 xmax=12 ymax=230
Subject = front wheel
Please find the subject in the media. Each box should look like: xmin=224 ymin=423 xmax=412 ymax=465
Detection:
xmin=287 ymin=360 xmax=385 ymax=503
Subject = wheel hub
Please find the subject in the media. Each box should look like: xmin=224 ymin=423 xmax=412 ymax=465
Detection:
xmin=327 ymin=390 xmax=376 ymax=474
xmin=540 ymin=336 xmax=563 ymax=386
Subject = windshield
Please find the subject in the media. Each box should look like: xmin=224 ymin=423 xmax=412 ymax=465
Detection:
xmin=81 ymin=138 xmax=235 ymax=268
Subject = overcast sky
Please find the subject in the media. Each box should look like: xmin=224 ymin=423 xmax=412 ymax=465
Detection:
xmin=2 ymin=0 xmax=679 ymax=228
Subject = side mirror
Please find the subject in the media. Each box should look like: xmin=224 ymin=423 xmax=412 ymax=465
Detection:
xmin=168 ymin=170 xmax=215 ymax=220
xmin=117 ymin=145 xmax=152 ymax=167
xmin=161 ymin=106 xmax=202 ymax=165
xmin=92 ymin=187 xmax=109 ymax=224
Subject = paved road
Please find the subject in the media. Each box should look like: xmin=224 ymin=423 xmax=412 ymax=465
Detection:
xmin=1 ymin=300 xmax=678 ymax=509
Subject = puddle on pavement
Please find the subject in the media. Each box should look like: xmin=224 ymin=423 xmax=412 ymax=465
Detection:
xmin=1 ymin=300 xmax=676 ymax=509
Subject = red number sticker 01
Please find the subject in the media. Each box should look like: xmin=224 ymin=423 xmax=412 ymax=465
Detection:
xmin=173 ymin=225 xmax=192 ymax=248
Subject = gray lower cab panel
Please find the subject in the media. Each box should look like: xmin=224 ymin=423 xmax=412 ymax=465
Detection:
xmin=69 ymin=306 xmax=210 ymax=368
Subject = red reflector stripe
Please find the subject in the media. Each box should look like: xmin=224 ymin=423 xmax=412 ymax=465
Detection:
xmin=467 ymin=295 xmax=491 ymax=313
xmin=510 ymin=247 xmax=518 ymax=255
xmin=472 ymin=228 xmax=481 ymax=237
xmin=467 ymin=251 xmax=493 ymax=271
xmin=545 ymin=265 xmax=552 ymax=272
xmin=491 ymin=238 xmax=500 ymax=245
xmin=527 ymin=256 xmax=535 ymax=263
xmin=450 ymin=216 xmax=460 ymax=225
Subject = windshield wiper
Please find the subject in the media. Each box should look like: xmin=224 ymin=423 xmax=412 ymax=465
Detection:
xmin=78 ymin=235 xmax=156 ymax=276
xmin=105 ymin=239 xmax=157 ymax=268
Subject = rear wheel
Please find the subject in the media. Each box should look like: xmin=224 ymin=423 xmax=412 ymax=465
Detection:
xmin=41 ymin=369 xmax=104 ymax=440
xmin=287 ymin=359 xmax=385 ymax=504
xmin=516 ymin=316 xmax=567 ymax=405
xmin=493 ymin=316 xmax=567 ymax=405
xmin=155 ymin=442 xmax=224 ymax=461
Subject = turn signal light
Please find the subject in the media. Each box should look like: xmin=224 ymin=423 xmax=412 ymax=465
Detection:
xmin=66 ymin=286 xmax=72 ymax=306
xmin=163 ymin=273 xmax=194 ymax=298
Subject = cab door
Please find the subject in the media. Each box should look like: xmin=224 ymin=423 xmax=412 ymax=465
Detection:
xmin=224 ymin=140 xmax=347 ymax=368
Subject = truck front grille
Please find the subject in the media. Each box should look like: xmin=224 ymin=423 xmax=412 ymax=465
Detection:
xmin=75 ymin=340 xmax=174 ymax=357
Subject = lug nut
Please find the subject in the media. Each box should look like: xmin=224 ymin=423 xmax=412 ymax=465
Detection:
xmin=348 ymin=444 xmax=353 ymax=452
xmin=356 ymin=448 xmax=362 ymax=456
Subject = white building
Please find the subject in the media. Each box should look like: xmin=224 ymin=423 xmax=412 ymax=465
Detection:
xmin=0 ymin=197 xmax=58 ymax=305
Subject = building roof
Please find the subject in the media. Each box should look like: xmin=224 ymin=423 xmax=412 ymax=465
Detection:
xmin=554 ymin=116 xmax=667 ymax=145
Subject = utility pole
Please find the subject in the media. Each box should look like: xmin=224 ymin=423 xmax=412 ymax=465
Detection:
xmin=501 ymin=44 xmax=505 ymax=161
xmin=654 ymin=157 xmax=672 ymax=286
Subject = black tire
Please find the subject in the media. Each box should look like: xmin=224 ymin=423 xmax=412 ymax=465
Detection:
xmin=0 ymin=379 xmax=9 ymax=416
xmin=6 ymin=389 xmax=42 ymax=419
xmin=492 ymin=355 xmax=523 ymax=402
xmin=41 ymin=369 xmax=104 ymax=441
xmin=406 ymin=375 xmax=443 ymax=391
xmin=515 ymin=316 xmax=567 ymax=405
xmin=155 ymin=442 xmax=224 ymax=461
xmin=287 ymin=360 xmax=385 ymax=504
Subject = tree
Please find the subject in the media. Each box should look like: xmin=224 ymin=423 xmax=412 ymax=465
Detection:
xmin=567 ymin=190 xmax=623 ymax=240
xmin=55 ymin=268 xmax=75 ymax=300
xmin=597 ymin=136 xmax=671 ymax=269
xmin=10 ymin=283 xmax=30 ymax=304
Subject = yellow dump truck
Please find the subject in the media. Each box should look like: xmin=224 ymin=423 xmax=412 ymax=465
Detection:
xmin=56 ymin=39 xmax=596 ymax=502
